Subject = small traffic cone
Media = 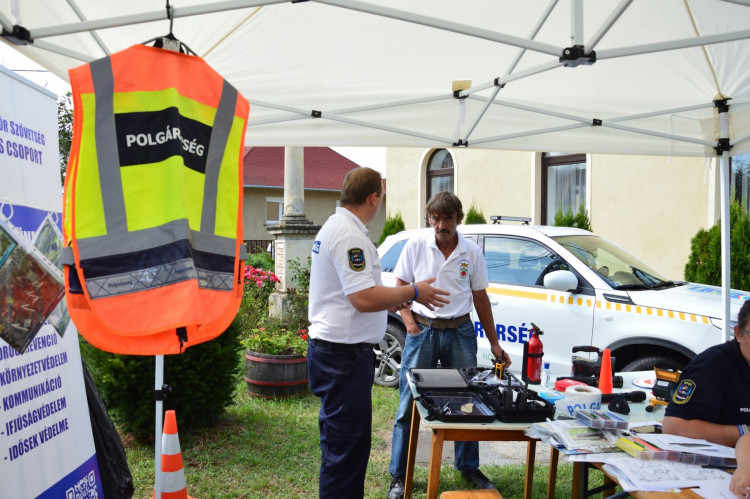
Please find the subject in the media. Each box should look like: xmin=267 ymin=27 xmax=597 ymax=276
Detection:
xmin=152 ymin=410 xmax=196 ymax=499
xmin=598 ymin=348 xmax=613 ymax=394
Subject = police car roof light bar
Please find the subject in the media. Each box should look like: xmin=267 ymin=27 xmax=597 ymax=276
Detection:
xmin=490 ymin=215 xmax=532 ymax=225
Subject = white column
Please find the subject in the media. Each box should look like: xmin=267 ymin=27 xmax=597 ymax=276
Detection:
xmin=284 ymin=147 xmax=305 ymax=217
xmin=267 ymin=147 xmax=321 ymax=320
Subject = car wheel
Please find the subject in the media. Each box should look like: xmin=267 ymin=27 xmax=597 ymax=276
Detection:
xmin=374 ymin=322 xmax=405 ymax=387
xmin=620 ymin=355 xmax=685 ymax=372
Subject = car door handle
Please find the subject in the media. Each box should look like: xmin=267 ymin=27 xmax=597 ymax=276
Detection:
xmin=603 ymin=315 xmax=613 ymax=321
xmin=490 ymin=298 xmax=498 ymax=305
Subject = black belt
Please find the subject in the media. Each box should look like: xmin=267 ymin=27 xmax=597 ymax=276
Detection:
xmin=309 ymin=338 xmax=375 ymax=351
xmin=413 ymin=312 xmax=471 ymax=330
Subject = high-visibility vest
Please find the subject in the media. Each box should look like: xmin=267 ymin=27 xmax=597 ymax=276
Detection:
xmin=63 ymin=44 xmax=249 ymax=355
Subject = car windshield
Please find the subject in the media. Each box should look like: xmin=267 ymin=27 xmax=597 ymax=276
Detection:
xmin=553 ymin=234 xmax=675 ymax=290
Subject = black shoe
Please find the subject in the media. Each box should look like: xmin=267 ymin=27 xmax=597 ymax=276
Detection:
xmin=461 ymin=469 xmax=497 ymax=490
xmin=387 ymin=476 xmax=404 ymax=499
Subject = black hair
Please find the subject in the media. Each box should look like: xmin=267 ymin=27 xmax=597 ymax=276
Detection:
xmin=738 ymin=300 xmax=750 ymax=331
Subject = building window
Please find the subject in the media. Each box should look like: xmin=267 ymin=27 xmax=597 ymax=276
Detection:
xmin=427 ymin=149 xmax=454 ymax=201
xmin=266 ymin=197 xmax=283 ymax=224
xmin=732 ymin=154 xmax=750 ymax=212
xmin=541 ymin=153 xmax=586 ymax=225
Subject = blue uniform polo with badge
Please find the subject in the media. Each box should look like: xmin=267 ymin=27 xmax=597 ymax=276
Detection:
xmin=665 ymin=339 xmax=750 ymax=424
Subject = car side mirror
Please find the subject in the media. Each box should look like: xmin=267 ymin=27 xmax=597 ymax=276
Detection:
xmin=544 ymin=270 xmax=578 ymax=292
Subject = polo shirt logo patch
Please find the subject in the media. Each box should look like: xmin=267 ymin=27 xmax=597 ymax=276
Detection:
xmin=672 ymin=379 xmax=696 ymax=404
xmin=348 ymin=248 xmax=365 ymax=271
xmin=458 ymin=259 xmax=470 ymax=279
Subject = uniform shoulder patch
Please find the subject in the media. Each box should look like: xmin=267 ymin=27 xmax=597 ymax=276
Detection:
xmin=348 ymin=248 xmax=366 ymax=271
xmin=671 ymin=379 xmax=696 ymax=405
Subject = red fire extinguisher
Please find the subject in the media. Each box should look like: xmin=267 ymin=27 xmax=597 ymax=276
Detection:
xmin=522 ymin=323 xmax=544 ymax=383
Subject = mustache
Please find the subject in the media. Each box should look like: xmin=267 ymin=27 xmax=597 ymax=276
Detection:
xmin=436 ymin=229 xmax=451 ymax=234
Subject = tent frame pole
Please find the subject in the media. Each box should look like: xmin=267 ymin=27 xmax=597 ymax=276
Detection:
xmin=314 ymin=0 xmax=560 ymax=56
xmin=584 ymin=0 xmax=633 ymax=53
xmin=26 ymin=0 xmax=287 ymax=40
xmin=154 ymin=355 xmax=164 ymax=499
xmin=717 ymin=103 xmax=732 ymax=342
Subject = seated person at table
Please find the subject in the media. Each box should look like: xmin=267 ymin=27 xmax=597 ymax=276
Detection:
xmin=662 ymin=300 xmax=750 ymax=447
xmin=730 ymin=433 xmax=750 ymax=498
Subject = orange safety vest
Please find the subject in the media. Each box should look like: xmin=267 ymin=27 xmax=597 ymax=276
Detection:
xmin=63 ymin=44 xmax=249 ymax=355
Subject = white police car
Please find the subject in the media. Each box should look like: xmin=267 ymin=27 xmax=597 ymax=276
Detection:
xmin=373 ymin=221 xmax=750 ymax=387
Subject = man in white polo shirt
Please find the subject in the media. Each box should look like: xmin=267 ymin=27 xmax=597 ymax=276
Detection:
xmin=387 ymin=191 xmax=511 ymax=498
xmin=308 ymin=167 xmax=450 ymax=499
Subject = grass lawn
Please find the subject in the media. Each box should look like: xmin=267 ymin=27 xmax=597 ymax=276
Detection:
xmin=123 ymin=375 xmax=604 ymax=498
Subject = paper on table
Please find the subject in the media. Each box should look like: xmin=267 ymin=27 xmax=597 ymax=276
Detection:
xmin=692 ymin=477 xmax=737 ymax=499
xmin=638 ymin=434 xmax=736 ymax=459
xmin=567 ymin=452 xmax=630 ymax=463
xmin=628 ymin=420 xmax=661 ymax=430
xmin=600 ymin=459 xmax=731 ymax=492
xmin=545 ymin=420 xmax=620 ymax=450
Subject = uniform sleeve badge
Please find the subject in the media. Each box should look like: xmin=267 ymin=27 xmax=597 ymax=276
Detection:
xmin=348 ymin=248 xmax=366 ymax=271
xmin=671 ymin=379 xmax=696 ymax=404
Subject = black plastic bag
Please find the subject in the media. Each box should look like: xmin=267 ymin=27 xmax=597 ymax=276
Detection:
xmin=82 ymin=359 xmax=135 ymax=498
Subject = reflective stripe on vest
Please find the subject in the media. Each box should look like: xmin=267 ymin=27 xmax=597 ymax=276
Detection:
xmin=79 ymin=56 xmax=237 ymax=296
xmin=64 ymin=44 xmax=249 ymax=350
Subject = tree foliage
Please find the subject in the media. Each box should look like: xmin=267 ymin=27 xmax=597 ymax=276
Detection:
xmin=684 ymin=199 xmax=750 ymax=291
xmin=464 ymin=202 xmax=487 ymax=224
xmin=378 ymin=211 xmax=406 ymax=245
xmin=553 ymin=204 xmax=592 ymax=231
xmin=58 ymin=92 xmax=73 ymax=187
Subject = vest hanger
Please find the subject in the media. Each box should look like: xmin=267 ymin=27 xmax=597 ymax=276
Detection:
xmin=141 ymin=0 xmax=197 ymax=56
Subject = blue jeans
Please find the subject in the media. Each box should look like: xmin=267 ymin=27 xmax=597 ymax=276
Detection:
xmin=388 ymin=320 xmax=479 ymax=479
xmin=308 ymin=342 xmax=375 ymax=498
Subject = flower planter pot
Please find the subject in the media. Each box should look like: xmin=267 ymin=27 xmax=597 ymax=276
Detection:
xmin=244 ymin=348 xmax=309 ymax=398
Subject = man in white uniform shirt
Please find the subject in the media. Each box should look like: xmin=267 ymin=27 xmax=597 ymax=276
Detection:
xmin=308 ymin=167 xmax=450 ymax=498
xmin=387 ymin=191 xmax=510 ymax=498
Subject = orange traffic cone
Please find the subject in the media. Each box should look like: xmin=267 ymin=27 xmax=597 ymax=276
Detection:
xmin=152 ymin=410 xmax=196 ymax=499
xmin=598 ymin=348 xmax=613 ymax=394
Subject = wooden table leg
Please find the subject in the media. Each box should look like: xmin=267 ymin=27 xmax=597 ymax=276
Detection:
xmin=572 ymin=461 xmax=582 ymax=499
xmin=426 ymin=429 xmax=445 ymax=499
xmin=524 ymin=439 xmax=536 ymax=499
xmin=546 ymin=446 xmax=559 ymax=499
xmin=603 ymin=475 xmax=615 ymax=498
xmin=404 ymin=401 xmax=421 ymax=499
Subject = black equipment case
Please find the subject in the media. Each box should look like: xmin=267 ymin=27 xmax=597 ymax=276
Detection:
xmin=409 ymin=368 xmax=496 ymax=423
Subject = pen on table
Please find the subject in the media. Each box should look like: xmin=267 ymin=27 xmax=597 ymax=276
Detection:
xmin=626 ymin=438 xmax=646 ymax=450
xmin=606 ymin=411 xmax=626 ymax=421
xmin=630 ymin=436 xmax=659 ymax=451
xmin=616 ymin=437 xmax=646 ymax=457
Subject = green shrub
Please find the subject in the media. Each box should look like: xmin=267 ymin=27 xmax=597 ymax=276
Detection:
xmin=79 ymin=318 xmax=244 ymax=442
xmin=245 ymin=248 xmax=274 ymax=270
xmin=465 ymin=202 xmax=487 ymax=224
xmin=285 ymin=257 xmax=311 ymax=334
xmin=378 ymin=211 xmax=406 ymax=245
xmin=684 ymin=199 xmax=750 ymax=290
xmin=553 ymin=204 xmax=592 ymax=231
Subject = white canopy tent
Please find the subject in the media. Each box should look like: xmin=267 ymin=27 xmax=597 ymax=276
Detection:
xmin=1 ymin=0 xmax=749 ymax=155
xmin=3 ymin=1 xmax=750 ymax=494
xmin=3 ymin=0 xmax=749 ymax=344
xmin=2 ymin=0 xmax=749 ymax=348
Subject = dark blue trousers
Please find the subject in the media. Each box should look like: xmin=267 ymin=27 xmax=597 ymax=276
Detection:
xmin=308 ymin=342 xmax=375 ymax=499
